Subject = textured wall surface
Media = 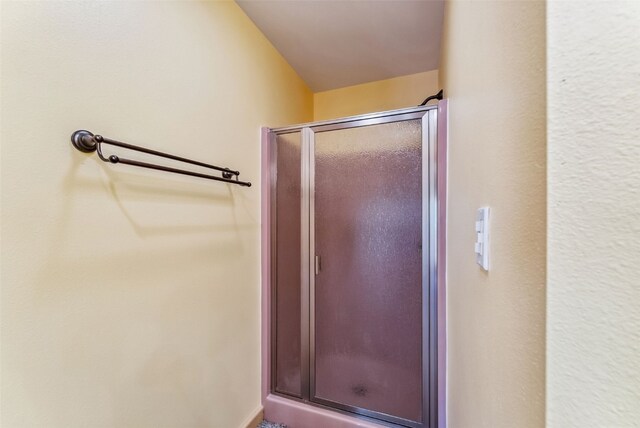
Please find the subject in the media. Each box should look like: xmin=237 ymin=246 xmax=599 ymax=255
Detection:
xmin=439 ymin=1 xmax=546 ymax=427
xmin=0 ymin=1 xmax=312 ymax=427
xmin=313 ymin=70 xmax=439 ymax=121
xmin=547 ymin=2 xmax=640 ymax=427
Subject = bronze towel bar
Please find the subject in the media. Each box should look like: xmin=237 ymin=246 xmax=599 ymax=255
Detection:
xmin=70 ymin=130 xmax=251 ymax=187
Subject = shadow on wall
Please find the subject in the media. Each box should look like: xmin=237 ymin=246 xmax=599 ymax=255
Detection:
xmin=34 ymin=146 xmax=258 ymax=296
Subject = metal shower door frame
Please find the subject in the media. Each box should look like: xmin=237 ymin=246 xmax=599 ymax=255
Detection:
xmin=269 ymin=105 xmax=439 ymax=428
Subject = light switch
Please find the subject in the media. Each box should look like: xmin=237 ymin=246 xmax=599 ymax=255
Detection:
xmin=475 ymin=207 xmax=490 ymax=271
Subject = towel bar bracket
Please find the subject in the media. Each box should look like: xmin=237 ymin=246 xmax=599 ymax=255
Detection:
xmin=71 ymin=130 xmax=98 ymax=153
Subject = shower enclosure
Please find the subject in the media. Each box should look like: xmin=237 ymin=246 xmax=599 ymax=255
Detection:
xmin=262 ymin=105 xmax=443 ymax=428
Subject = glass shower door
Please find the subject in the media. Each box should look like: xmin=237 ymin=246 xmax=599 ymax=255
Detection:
xmin=273 ymin=131 xmax=303 ymax=397
xmin=311 ymin=120 xmax=424 ymax=426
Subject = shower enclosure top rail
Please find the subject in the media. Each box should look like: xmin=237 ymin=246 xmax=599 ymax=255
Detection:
xmin=70 ymin=129 xmax=251 ymax=187
xmin=270 ymin=104 xmax=438 ymax=133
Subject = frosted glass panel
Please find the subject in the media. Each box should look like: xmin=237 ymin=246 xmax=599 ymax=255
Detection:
xmin=275 ymin=132 xmax=302 ymax=397
xmin=313 ymin=121 xmax=423 ymax=423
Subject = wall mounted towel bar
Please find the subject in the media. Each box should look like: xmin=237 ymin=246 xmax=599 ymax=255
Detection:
xmin=70 ymin=130 xmax=251 ymax=187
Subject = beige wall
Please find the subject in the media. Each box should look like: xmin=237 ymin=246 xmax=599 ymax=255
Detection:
xmin=439 ymin=1 xmax=546 ymax=427
xmin=0 ymin=1 xmax=312 ymax=427
xmin=313 ymin=70 xmax=439 ymax=121
xmin=547 ymin=1 xmax=640 ymax=427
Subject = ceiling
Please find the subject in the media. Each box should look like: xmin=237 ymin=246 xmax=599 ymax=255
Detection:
xmin=236 ymin=0 xmax=444 ymax=92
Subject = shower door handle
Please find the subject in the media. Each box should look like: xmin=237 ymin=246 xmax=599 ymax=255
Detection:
xmin=315 ymin=255 xmax=321 ymax=275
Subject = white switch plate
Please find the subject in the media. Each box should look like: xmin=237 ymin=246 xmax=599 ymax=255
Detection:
xmin=475 ymin=207 xmax=490 ymax=271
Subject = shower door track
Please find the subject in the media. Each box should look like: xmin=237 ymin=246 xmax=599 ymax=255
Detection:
xmin=265 ymin=104 xmax=443 ymax=428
